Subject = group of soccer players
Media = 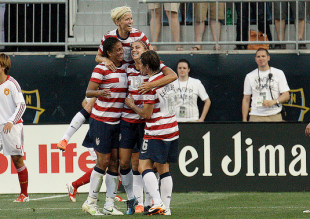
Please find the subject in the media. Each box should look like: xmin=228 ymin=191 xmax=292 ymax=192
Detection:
xmin=56 ymin=5 xmax=179 ymax=216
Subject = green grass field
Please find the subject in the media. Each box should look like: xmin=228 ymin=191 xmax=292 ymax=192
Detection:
xmin=1 ymin=192 xmax=310 ymax=218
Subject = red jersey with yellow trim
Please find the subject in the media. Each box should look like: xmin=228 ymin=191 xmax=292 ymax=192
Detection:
xmin=98 ymin=28 xmax=150 ymax=63
xmin=0 ymin=75 xmax=26 ymax=125
xmin=143 ymin=72 xmax=179 ymax=141
xmin=90 ymin=62 xmax=128 ymax=125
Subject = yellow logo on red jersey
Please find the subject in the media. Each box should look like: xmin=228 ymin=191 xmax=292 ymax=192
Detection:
xmin=4 ymin=88 xmax=9 ymax=95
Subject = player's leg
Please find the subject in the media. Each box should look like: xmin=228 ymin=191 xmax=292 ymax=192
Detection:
xmin=67 ymin=147 xmax=97 ymax=202
xmin=132 ymin=151 xmax=144 ymax=213
xmin=157 ymin=163 xmax=172 ymax=215
xmin=82 ymin=119 xmax=110 ymax=216
xmin=119 ymin=120 xmax=141 ymax=214
xmin=12 ymin=155 xmax=29 ymax=202
xmin=2 ymin=123 xmax=29 ymax=202
xmin=57 ymin=98 xmax=96 ymax=151
xmin=157 ymin=139 xmax=179 ymax=215
xmin=102 ymin=124 xmax=123 ymax=215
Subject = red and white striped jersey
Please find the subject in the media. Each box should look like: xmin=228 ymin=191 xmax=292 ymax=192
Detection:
xmin=0 ymin=76 xmax=26 ymax=125
xmin=90 ymin=62 xmax=129 ymax=125
xmin=122 ymin=63 xmax=167 ymax=123
xmin=98 ymin=28 xmax=150 ymax=62
xmin=143 ymin=72 xmax=179 ymax=141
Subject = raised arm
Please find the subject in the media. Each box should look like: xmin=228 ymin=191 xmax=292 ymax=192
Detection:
xmin=138 ymin=67 xmax=177 ymax=94
xmin=95 ymin=50 xmax=116 ymax=72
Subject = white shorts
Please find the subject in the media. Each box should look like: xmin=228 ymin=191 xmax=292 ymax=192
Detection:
xmin=88 ymin=147 xmax=97 ymax=161
xmin=0 ymin=123 xmax=24 ymax=156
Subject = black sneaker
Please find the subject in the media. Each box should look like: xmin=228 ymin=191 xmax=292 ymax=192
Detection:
xmin=274 ymin=44 xmax=286 ymax=49
xmin=143 ymin=205 xmax=151 ymax=215
xmin=126 ymin=197 xmax=138 ymax=215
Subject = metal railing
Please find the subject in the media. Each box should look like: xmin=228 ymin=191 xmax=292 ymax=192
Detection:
xmin=140 ymin=0 xmax=310 ymax=51
xmin=1 ymin=0 xmax=310 ymax=53
xmin=0 ymin=0 xmax=68 ymax=52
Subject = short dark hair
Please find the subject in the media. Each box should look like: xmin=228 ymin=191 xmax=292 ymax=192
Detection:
xmin=0 ymin=53 xmax=11 ymax=75
xmin=102 ymin=37 xmax=121 ymax=58
xmin=177 ymin=58 xmax=191 ymax=69
xmin=256 ymin=48 xmax=270 ymax=56
xmin=140 ymin=50 xmax=160 ymax=72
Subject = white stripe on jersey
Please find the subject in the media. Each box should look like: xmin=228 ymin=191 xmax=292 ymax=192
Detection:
xmin=122 ymin=63 xmax=167 ymax=123
xmin=90 ymin=62 xmax=128 ymax=125
xmin=98 ymin=28 xmax=150 ymax=62
xmin=143 ymin=72 xmax=179 ymax=141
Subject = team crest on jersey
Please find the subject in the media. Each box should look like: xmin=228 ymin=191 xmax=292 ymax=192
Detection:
xmin=96 ymin=137 xmax=100 ymax=146
xmin=284 ymin=88 xmax=310 ymax=121
xmin=22 ymin=89 xmax=45 ymax=123
xmin=4 ymin=88 xmax=9 ymax=95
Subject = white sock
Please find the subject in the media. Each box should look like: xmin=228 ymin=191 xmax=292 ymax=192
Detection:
xmin=133 ymin=174 xmax=144 ymax=205
xmin=144 ymin=185 xmax=152 ymax=207
xmin=120 ymin=169 xmax=134 ymax=200
xmin=62 ymin=111 xmax=87 ymax=141
xmin=105 ymin=172 xmax=118 ymax=207
xmin=160 ymin=174 xmax=173 ymax=209
xmin=88 ymin=167 xmax=104 ymax=200
xmin=142 ymin=170 xmax=161 ymax=205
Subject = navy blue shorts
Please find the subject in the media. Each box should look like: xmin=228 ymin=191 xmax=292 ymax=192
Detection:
xmin=132 ymin=143 xmax=140 ymax=153
xmin=82 ymin=130 xmax=93 ymax=148
xmin=139 ymin=139 xmax=179 ymax=164
xmin=89 ymin=118 xmax=120 ymax=154
xmin=119 ymin=120 xmax=145 ymax=150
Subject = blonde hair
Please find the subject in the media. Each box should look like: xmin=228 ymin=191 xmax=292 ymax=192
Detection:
xmin=111 ymin=6 xmax=132 ymax=24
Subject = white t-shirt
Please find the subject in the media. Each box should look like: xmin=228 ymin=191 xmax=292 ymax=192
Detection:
xmin=173 ymin=77 xmax=209 ymax=122
xmin=243 ymin=67 xmax=290 ymax=116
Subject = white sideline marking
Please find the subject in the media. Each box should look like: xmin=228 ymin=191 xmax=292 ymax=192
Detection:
xmin=30 ymin=194 xmax=67 ymax=201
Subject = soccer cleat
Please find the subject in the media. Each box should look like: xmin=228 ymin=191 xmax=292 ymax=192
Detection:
xmin=13 ymin=193 xmax=29 ymax=202
xmin=163 ymin=208 xmax=171 ymax=215
xmin=144 ymin=202 xmax=166 ymax=215
xmin=82 ymin=201 xmax=104 ymax=216
xmin=303 ymin=209 xmax=310 ymax=213
xmin=114 ymin=195 xmax=126 ymax=202
xmin=126 ymin=197 xmax=138 ymax=215
xmin=135 ymin=205 xmax=144 ymax=213
xmin=66 ymin=182 xmax=77 ymax=202
xmin=102 ymin=205 xmax=124 ymax=215
xmin=143 ymin=205 xmax=151 ymax=214
xmin=57 ymin=139 xmax=68 ymax=151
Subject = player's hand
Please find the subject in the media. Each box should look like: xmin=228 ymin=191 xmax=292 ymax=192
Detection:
xmin=262 ymin=100 xmax=276 ymax=107
xmin=305 ymin=123 xmax=310 ymax=136
xmin=105 ymin=58 xmax=116 ymax=72
xmin=125 ymin=94 xmax=135 ymax=108
xmin=98 ymin=89 xmax=111 ymax=98
xmin=3 ymin=122 xmax=13 ymax=134
xmin=138 ymin=81 xmax=155 ymax=94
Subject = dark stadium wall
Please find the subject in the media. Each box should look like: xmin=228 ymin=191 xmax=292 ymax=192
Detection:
xmin=172 ymin=122 xmax=309 ymax=192
xmin=11 ymin=53 xmax=310 ymax=124
xmin=8 ymin=54 xmax=310 ymax=192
